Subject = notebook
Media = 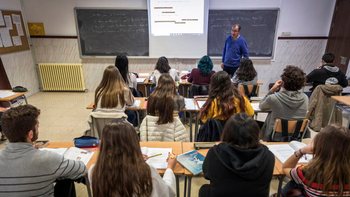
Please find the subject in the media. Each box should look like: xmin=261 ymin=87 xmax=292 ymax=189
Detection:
xmin=40 ymin=147 xmax=94 ymax=165
xmin=141 ymin=147 xmax=172 ymax=169
xmin=267 ymin=141 xmax=312 ymax=164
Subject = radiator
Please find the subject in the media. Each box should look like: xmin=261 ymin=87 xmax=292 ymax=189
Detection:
xmin=38 ymin=63 xmax=86 ymax=91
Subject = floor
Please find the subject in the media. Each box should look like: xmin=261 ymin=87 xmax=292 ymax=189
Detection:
xmin=0 ymin=91 xmax=328 ymax=197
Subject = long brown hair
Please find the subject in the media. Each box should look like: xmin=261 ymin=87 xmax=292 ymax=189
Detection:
xmin=304 ymin=125 xmax=350 ymax=196
xmin=92 ymin=119 xmax=153 ymax=197
xmin=147 ymin=74 xmax=176 ymax=124
xmin=199 ymin=71 xmax=247 ymax=120
xmin=94 ymin=65 xmax=129 ymax=109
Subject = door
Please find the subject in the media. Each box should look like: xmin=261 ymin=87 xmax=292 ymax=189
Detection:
xmin=326 ymin=0 xmax=350 ymax=73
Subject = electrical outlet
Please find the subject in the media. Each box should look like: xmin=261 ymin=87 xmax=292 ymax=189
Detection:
xmin=282 ymin=32 xmax=291 ymax=36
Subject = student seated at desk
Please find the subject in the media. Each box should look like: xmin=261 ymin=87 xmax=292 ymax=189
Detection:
xmin=187 ymin=55 xmax=215 ymax=85
xmin=140 ymin=74 xmax=189 ymax=142
xmin=115 ymin=55 xmax=137 ymax=89
xmin=199 ymin=113 xmax=275 ymax=197
xmin=231 ymin=57 xmax=258 ymax=85
xmin=152 ymin=56 xmax=180 ymax=86
xmin=89 ymin=119 xmax=177 ymax=197
xmin=305 ymin=52 xmax=348 ymax=97
xmin=199 ymin=71 xmax=254 ymax=124
xmin=0 ymin=105 xmax=87 ymax=196
xmin=94 ymin=65 xmax=135 ymax=113
xmin=259 ymin=66 xmax=308 ymax=142
xmin=281 ymin=125 xmax=350 ymax=197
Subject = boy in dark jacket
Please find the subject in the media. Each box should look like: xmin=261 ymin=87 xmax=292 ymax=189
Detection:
xmin=306 ymin=53 xmax=347 ymax=96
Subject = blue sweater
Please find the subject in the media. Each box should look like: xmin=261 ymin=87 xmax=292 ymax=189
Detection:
xmin=222 ymin=35 xmax=249 ymax=67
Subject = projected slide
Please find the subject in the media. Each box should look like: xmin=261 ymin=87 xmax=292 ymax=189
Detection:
xmin=150 ymin=0 xmax=204 ymax=36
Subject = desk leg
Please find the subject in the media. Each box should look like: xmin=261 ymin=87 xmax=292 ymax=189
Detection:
xmin=176 ymin=175 xmax=180 ymax=197
xmin=85 ymin=175 xmax=92 ymax=197
xmin=277 ymin=175 xmax=283 ymax=197
xmin=187 ymin=176 xmax=192 ymax=197
xmin=136 ymin=111 xmax=140 ymax=129
xmin=143 ymin=84 xmax=148 ymax=97
xmin=182 ymin=85 xmax=185 ymax=97
xmin=184 ymin=177 xmax=187 ymax=197
xmin=189 ymin=112 xmax=193 ymax=142
xmin=328 ymin=101 xmax=337 ymax=125
xmin=23 ymin=95 xmax=28 ymax=104
xmin=194 ymin=112 xmax=199 ymax=142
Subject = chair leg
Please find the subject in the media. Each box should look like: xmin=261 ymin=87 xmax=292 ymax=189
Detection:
xmin=85 ymin=175 xmax=92 ymax=197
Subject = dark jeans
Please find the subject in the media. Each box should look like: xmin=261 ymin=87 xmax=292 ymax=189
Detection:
xmin=223 ymin=65 xmax=239 ymax=77
xmin=281 ymin=180 xmax=305 ymax=197
xmin=304 ymin=92 xmax=312 ymax=98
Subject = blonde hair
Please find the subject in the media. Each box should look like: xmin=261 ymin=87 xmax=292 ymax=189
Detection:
xmin=94 ymin=65 xmax=129 ymax=109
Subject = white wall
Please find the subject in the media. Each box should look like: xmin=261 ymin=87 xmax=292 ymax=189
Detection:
xmin=23 ymin=0 xmax=336 ymax=37
xmin=0 ymin=0 xmax=39 ymax=97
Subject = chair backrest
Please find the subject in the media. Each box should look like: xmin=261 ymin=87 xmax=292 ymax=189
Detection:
xmin=188 ymin=84 xmax=209 ymax=98
xmin=197 ymin=118 xmax=226 ymax=142
xmin=239 ymin=84 xmax=259 ymax=99
xmin=272 ymin=118 xmax=309 ymax=142
xmin=89 ymin=116 xmax=116 ymax=138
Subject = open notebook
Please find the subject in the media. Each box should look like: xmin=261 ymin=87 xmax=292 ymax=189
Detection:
xmin=267 ymin=141 xmax=312 ymax=164
xmin=40 ymin=147 xmax=94 ymax=165
xmin=141 ymin=147 xmax=172 ymax=169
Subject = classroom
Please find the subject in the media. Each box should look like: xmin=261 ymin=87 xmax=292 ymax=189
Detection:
xmin=0 ymin=0 xmax=350 ymax=196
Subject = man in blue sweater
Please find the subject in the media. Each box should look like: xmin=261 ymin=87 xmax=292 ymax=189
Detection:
xmin=221 ymin=24 xmax=249 ymax=77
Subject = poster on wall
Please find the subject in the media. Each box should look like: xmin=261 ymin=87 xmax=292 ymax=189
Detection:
xmin=28 ymin=23 xmax=45 ymax=36
xmin=0 ymin=11 xmax=5 ymax=26
xmin=4 ymin=15 xmax=12 ymax=30
xmin=0 ymin=28 xmax=12 ymax=47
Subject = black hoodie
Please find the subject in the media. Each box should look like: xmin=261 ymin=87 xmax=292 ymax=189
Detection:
xmin=199 ymin=143 xmax=275 ymax=197
xmin=306 ymin=65 xmax=348 ymax=92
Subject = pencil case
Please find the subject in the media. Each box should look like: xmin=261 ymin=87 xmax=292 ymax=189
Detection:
xmin=73 ymin=136 xmax=99 ymax=147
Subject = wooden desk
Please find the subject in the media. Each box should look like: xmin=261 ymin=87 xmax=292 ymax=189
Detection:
xmin=48 ymin=141 xmax=183 ymax=197
xmin=182 ymin=142 xmax=285 ymax=197
xmin=86 ymin=97 xmax=147 ymax=110
xmin=0 ymin=90 xmax=29 ymax=107
xmin=329 ymin=96 xmax=350 ymax=127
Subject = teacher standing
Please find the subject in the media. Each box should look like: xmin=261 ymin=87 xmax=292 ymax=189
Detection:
xmin=221 ymin=24 xmax=249 ymax=77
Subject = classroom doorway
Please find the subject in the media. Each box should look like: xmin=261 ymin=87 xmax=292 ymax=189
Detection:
xmin=326 ymin=0 xmax=350 ymax=74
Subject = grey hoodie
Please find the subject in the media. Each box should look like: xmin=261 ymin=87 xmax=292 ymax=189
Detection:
xmin=259 ymin=90 xmax=308 ymax=141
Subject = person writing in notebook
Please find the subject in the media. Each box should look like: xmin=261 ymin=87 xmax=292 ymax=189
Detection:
xmin=0 ymin=105 xmax=87 ymax=196
xmin=221 ymin=24 xmax=249 ymax=77
xmin=281 ymin=125 xmax=350 ymax=197
xmin=90 ymin=119 xmax=177 ymax=197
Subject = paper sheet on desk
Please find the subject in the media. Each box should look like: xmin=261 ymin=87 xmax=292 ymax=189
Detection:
xmin=251 ymin=103 xmax=261 ymax=111
xmin=181 ymin=71 xmax=190 ymax=74
xmin=197 ymin=101 xmax=206 ymax=109
xmin=139 ymin=73 xmax=150 ymax=76
xmin=128 ymin=100 xmax=141 ymax=108
xmin=185 ymin=98 xmax=198 ymax=110
xmin=137 ymin=78 xmax=146 ymax=82
xmin=0 ymin=91 xmax=16 ymax=98
xmin=141 ymin=147 xmax=172 ymax=169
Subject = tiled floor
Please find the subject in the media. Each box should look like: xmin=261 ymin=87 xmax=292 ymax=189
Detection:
xmin=0 ymin=91 xmax=326 ymax=197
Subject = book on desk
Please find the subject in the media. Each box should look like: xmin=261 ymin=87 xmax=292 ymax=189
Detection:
xmin=267 ymin=141 xmax=312 ymax=164
xmin=177 ymin=150 xmax=205 ymax=176
xmin=40 ymin=147 xmax=94 ymax=165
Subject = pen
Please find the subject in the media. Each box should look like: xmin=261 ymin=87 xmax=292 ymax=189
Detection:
xmin=170 ymin=153 xmax=175 ymax=159
xmin=148 ymin=153 xmax=162 ymax=158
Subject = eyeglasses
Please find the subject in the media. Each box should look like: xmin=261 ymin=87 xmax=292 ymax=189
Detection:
xmin=231 ymin=30 xmax=239 ymax=33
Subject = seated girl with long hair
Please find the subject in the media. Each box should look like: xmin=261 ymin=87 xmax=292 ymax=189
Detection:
xmin=281 ymin=125 xmax=350 ymax=197
xmin=231 ymin=57 xmax=258 ymax=85
xmin=115 ymin=55 xmax=137 ymax=89
xmin=152 ymin=56 xmax=180 ymax=86
xmin=199 ymin=113 xmax=275 ymax=197
xmin=140 ymin=74 xmax=189 ymax=142
xmin=188 ymin=55 xmax=215 ymax=85
xmin=90 ymin=119 xmax=177 ymax=197
xmin=199 ymin=71 xmax=254 ymax=123
xmin=94 ymin=65 xmax=134 ymax=112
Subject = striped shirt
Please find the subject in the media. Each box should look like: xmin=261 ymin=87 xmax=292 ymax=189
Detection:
xmin=0 ymin=143 xmax=87 ymax=197
xmin=290 ymin=166 xmax=350 ymax=197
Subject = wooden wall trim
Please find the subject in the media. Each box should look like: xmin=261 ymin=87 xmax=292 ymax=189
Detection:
xmin=278 ymin=36 xmax=328 ymax=40
xmin=30 ymin=35 xmax=329 ymax=40
xmin=30 ymin=36 xmax=78 ymax=39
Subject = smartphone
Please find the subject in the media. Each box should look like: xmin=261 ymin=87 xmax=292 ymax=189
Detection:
xmin=35 ymin=140 xmax=50 ymax=148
